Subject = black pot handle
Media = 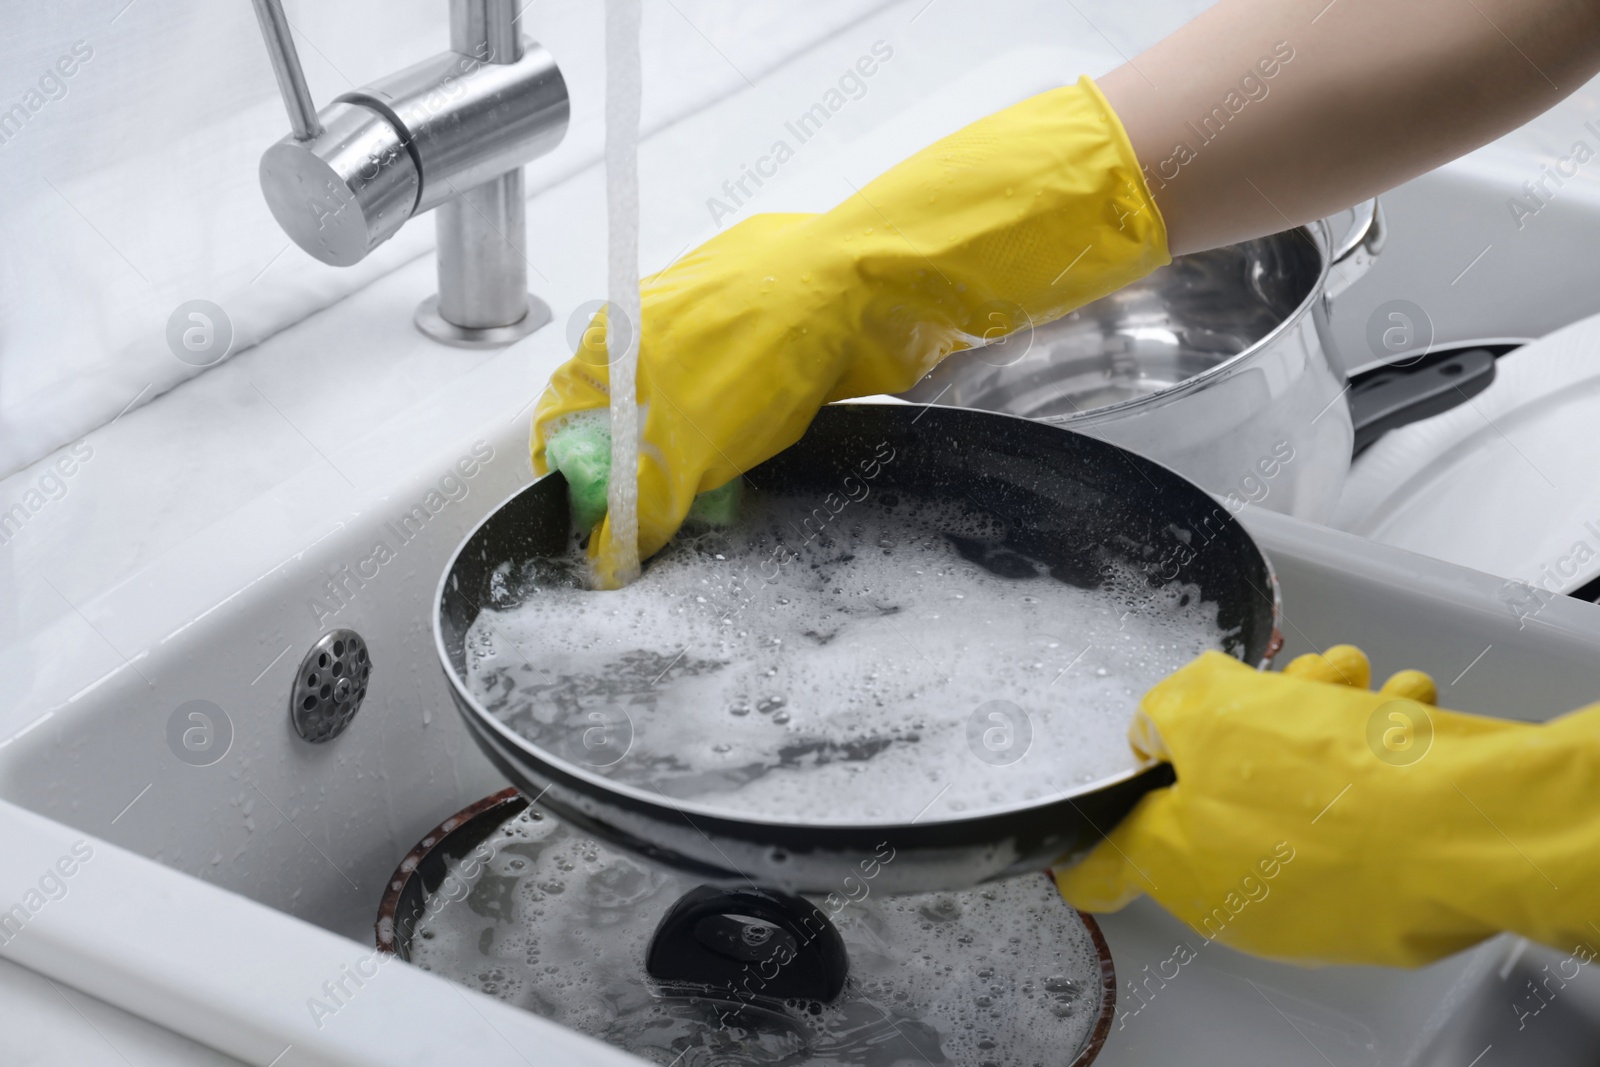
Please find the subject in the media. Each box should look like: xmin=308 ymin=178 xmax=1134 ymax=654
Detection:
xmin=646 ymin=885 xmax=849 ymax=1003
xmin=1349 ymin=343 xmax=1513 ymax=455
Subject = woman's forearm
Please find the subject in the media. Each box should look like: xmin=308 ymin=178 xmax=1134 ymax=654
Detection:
xmin=1100 ymin=0 xmax=1600 ymax=255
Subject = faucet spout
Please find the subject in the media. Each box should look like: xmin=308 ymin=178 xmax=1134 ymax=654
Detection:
xmin=249 ymin=0 xmax=322 ymax=141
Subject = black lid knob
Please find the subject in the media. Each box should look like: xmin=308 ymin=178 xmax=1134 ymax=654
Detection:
xmin=646 ymin=885 xmax=849 ymax=1003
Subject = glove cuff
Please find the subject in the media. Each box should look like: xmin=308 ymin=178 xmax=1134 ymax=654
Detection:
xmin=1079 ymin=74 xmax=1170 ymax=267
xmin=825 ymin=75 xmax=1172 ymax=399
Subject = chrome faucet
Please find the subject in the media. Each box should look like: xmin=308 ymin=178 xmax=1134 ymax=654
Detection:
xmin=249 ymin=0 xmax=569 ymax=347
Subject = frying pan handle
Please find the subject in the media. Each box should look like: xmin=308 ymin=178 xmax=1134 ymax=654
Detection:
xmin=1349 ymin=344 xmax=1501 ymax=455
xmin=1117 ymin=760 xmax=1177 ymax=809
xmin=1049 ymin=760 xmax=1177 ymax=873
xmin=646 ymin=885 xmax=849 ymax=1003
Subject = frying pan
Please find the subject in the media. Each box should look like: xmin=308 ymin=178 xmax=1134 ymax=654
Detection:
xmin=434 ymin=402 xmax=1282 ymax=894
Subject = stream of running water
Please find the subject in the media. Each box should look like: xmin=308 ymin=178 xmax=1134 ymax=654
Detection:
xmin=602 ymin=0 xmax=643 ymax=587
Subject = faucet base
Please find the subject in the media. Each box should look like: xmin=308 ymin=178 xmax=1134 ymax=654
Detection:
xmin=414 ymin=293 xmax=552 ymax=349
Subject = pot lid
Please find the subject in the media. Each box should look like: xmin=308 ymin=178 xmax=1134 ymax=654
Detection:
xmin=382 ymin=792 xmax=1115 ymax=1067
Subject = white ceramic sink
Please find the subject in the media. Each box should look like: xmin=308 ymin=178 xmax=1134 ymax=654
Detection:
xmin=7 ymin=429 xmax=1600 ymax=1065
xmin=7 ymin=2 xmax=1600 ymax=1062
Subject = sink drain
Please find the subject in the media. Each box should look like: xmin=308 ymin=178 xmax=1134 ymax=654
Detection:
xmin=290 ymin=629 xmax=371 ymax=743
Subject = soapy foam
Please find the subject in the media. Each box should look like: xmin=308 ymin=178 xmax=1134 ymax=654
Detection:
xmin=464 ymin=486 xmax=1230 ymax=823
xmin=410 ymin=807 xmax=1108 ymax=1066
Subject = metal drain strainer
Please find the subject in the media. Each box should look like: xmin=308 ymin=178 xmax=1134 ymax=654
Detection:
xmin=290 ymin=629 xmax=371 ymax=742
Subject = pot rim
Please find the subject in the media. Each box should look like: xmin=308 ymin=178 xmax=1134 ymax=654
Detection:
xmin=1074 ymin=908 xmax=1118 ymax=1067
xmin=376 ymin=786 xmax=524 ymax=958
xmin=1030 ymin=218 xmax=1336 ymax=428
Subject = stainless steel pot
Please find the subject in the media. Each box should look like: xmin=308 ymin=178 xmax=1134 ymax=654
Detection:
xmin=900 ymin=202 xmax=1388 ymax=523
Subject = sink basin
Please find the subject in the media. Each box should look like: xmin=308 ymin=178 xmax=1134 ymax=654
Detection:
xmin=1410 ymin=938 xmax=1600 ymax=1066
xmin=5 ymin=400 xmax=1600 ymax=1064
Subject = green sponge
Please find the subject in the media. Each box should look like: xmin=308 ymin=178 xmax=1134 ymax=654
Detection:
xmin=687 ymin=478 xmax=743 ymax=526
xmin=545 ymin=420 xmax=612 ymax=533
xmin=546 ymin=420 xmax=744 ymax=533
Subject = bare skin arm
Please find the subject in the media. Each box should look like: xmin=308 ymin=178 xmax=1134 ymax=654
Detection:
xmin=1100 ymin=0 xmax=1600 ymax=255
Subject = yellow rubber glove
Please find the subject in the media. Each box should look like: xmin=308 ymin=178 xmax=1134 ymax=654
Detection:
xmin=1054 ymin=646 xmax=1600 ymax=968
xmin=533 ymin=76 xmax=1168 ymax=580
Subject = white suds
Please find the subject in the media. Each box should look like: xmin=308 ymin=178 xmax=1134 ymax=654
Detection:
xmin=465 ymin=487 xmax=1232 ymax=824
xmin=410 ymin=808 xmax=1110 ymax=1065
